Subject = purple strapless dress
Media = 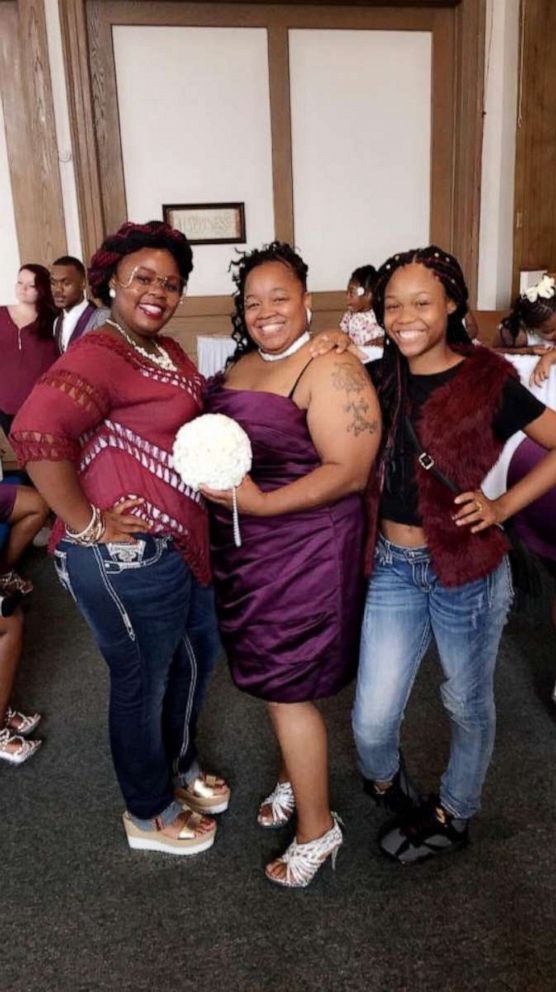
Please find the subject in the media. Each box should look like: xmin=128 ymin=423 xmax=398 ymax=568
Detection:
xmin=205 ymin=380 xmax=365 ymax=702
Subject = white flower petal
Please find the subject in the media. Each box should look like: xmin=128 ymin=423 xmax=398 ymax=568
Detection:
xmin=173 ymin=413 xmax=252 ymax=491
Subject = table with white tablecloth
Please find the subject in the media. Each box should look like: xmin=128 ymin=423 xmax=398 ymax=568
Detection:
xmin=196 ymin=335 xmax=236 ymax=377
xmin=482 ymin=354 xmax=556 ymax=500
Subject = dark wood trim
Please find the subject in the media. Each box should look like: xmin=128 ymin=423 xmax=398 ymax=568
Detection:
xmin=0 ymin=0 xmax=66 ymax=264
xmin=87 ymin=0 xmax=128 ymax=234
xmin=60 ymin=0 xmax=484 ymax=313
xmin=268 ymin=24 xmax=295 ymax=243
xmin=451 ymin=0 xmax=485 ymax=305
xmin=512 ymin=0 xmax=556 ymax=295
xmin=429 ymin=7 xmax=455 ymax=249
xmin=58 ymin=0 xmax=105 ymax=264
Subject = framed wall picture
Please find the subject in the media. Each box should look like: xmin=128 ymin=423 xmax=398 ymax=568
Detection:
xmin=163 ymin=202 xmax=246 ymax=245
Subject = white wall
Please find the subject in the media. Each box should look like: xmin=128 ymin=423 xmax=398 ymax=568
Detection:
xmin=0 ymin=1 xmax=520 ymax=304
xmin=113 ymin=26 xmax=275 ymax=297
xmin=289 ymin=29 xmax=431 ymax=291
xmin=477 ymin=0 xmax=520 ymax=309
xmin=0 ymin=92 xmax=20 ymax=303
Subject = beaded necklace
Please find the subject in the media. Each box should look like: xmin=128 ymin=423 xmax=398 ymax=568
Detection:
xmin=106 ymin=318 xmax=177 ymax=372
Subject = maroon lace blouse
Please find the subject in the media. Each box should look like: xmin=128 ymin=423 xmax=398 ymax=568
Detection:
xmin=0 ymin=306 xmax=58 ymax=414
xmin=11 ymin=330 xmax=210 ymax=584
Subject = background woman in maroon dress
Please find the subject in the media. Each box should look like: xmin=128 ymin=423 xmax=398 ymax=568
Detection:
xmin=203 ymin=243 xmax=380 ymax=887
xmin=0 ymin=264 xmax=58 ymax=434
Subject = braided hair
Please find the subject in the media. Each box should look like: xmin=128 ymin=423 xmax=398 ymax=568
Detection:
xmin=372 ymin=244 xmax=471 ymax=489
xmin=229 ymin=242 xmax=308 ymax=359
xmin=88 ymin=221 xmax=193 ymax=305
xmin=499 ymin=291 xmax=556 ymax=344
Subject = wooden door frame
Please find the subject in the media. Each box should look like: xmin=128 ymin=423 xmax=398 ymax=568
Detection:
xmin=59 ymin=0 xmax=485 ymax=308
xmin=0 ymin=0 xmax=66 ymax=264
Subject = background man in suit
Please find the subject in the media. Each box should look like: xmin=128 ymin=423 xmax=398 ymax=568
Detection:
xmin=50 ymin=256 xmax=109 ymax=353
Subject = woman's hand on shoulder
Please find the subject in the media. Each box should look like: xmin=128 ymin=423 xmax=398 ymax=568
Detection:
xmin=101 ymin=497 xmax=146 ymax=542
xmin=309 ymin=328 xmax=356 ymax=357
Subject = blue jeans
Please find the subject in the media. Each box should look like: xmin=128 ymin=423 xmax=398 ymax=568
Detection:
xmin=352 ymin=535 xmax=513 ymax=819
xmin=54 ymin=535 xmax=221 ymax=822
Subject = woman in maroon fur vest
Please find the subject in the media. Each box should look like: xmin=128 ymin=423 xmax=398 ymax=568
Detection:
xmin=352 ymin=246 xmax=556 ymax=863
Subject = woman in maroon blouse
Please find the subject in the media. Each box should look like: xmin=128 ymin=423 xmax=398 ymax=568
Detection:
xmin=0 ymin=264 xmax=58 ymax=433
xmin=11 ymin=222 xmax=228 ymax=855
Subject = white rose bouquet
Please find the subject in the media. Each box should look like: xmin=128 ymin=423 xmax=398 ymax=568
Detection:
xmin=172 ymin=413 xmax=253 ymax=546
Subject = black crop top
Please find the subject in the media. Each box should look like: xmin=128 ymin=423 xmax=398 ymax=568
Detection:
xmin=365 ymin=359 xmax=546 ymax=527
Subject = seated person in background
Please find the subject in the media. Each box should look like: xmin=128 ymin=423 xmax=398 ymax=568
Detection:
xmin=340 ymin=264 xmax=384 ymax=360
xmin=0 ymin=264 xmax=58 ymax=434
xmin=495 ymin=274 xmax=556 ymax=386
xmin=0 ymin=483 xmax=49 ymax=596
xmin=0 ymin=608 xmax=42 ymax=764
xmin=50 ymin=256 xmax=109 ymax=353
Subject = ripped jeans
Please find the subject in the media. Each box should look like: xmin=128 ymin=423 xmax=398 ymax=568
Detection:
xmin=54 ymin=535 xmax=221 ymax=822
xmin=352 ymin=535 xmax=513 ymax=819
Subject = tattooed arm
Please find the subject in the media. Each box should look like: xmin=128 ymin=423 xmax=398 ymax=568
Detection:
xmin=202 ymin=352 xmax=381 ymax=516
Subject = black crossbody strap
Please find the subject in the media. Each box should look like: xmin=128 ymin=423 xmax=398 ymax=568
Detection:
xmin=404 ymin=416 xmax=460 ymax=495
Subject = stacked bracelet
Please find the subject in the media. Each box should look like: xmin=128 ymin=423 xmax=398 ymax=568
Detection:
xmin=66 ymin=505 xmax=106 ymax=545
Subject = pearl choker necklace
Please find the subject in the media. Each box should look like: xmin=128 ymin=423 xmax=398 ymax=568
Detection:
xmin=106 ymin=318 xmax=177 ymax=372
xmin=257 ymin=331 xmax=311 ymax=362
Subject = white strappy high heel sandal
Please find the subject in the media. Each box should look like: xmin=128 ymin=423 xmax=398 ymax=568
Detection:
xmin=257 ymin=780 xmax=296 ymax=828
xmin=265 ymin=813 xmax=344 ymax=888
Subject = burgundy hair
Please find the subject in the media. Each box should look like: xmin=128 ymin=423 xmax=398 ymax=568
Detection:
xmin=88 ymin=220 xmax=194 ymax=305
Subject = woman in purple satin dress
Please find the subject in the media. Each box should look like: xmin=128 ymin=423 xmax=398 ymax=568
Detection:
xmin=203 ymin=243 xmax=380 ymax=887
xmin=507 ymin=437 xmax=556 ymax=700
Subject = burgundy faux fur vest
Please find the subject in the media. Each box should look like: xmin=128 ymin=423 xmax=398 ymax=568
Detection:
xmin=365 ymin=345 xmax=518 ymax=587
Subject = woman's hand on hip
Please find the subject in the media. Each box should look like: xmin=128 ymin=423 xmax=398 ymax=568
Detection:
xmin=200 ymin=475 xmax=267 ymax=515
xmin=452 ymin=489 xmax=503 ymax=533
xmin=102 ymin=497 xmax=145 ymax=542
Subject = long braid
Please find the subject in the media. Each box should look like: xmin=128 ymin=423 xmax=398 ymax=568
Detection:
xmin=371 ymin=244 xmax=471 ymax=490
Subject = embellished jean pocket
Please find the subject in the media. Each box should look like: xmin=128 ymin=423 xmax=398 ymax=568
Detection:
xmin=101 ymin=536 xmax=170 ymax=573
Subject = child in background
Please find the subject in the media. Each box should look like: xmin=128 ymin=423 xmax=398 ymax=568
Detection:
xmin=496 ymin=274 xmax=556 ymax=386
xmin=341 ymin=265 xmax=384 ymax=360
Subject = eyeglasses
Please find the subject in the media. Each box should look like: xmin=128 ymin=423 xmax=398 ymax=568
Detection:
xmin=117 ymin=266 xmax=186 ymax=297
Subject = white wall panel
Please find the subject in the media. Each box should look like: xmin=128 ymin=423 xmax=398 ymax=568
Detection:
xmin=477 ymin=0 xmax=520 ymax=309
xmin=0 ymin=92 xmax=20 ymax=303
xmin=113 ymin=26 xmax=275 ymax=296
xmin=289 ymin=29 xmax=431 ymax=291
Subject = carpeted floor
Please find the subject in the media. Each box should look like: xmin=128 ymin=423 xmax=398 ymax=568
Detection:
xmin=1 ymin=550 xmax=555 ymax=992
